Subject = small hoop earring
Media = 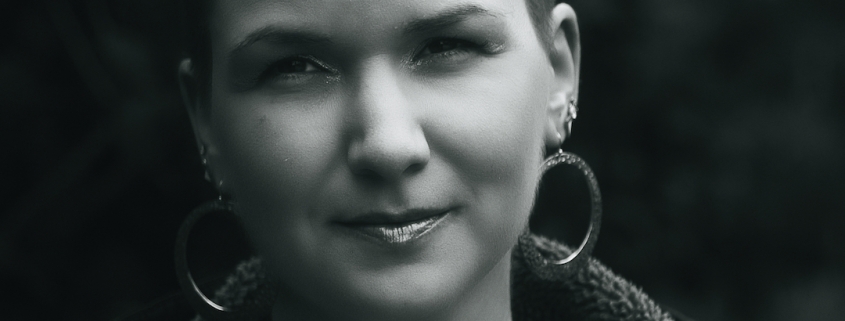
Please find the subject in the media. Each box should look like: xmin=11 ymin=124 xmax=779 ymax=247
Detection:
xmin=564 ymin=99 xmax=578 ymax=138
xmin=518 ymin=150 xmax=602 ymax=281
xmin=200 ymin=144 xmax=213 ymax=182
xmin=175 ymin=200 xmax=276 ymax=321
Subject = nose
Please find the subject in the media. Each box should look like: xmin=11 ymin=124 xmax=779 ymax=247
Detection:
xmin=346 ymin=59 xmax=430 ymax=181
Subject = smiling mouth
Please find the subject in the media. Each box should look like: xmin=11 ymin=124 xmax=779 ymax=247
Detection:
xmin=337 ymin=210 xmax=450 ymax=244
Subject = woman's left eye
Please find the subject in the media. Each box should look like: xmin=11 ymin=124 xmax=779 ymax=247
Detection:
xmin=416 ymin=38 xmax=476 ymax=60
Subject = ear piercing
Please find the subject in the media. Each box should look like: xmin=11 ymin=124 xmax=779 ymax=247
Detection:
xmin=200 ymin=143 xmax=227 ymax=200
xmin=200 ymin=143 xmax=213 ymax=182
xmin=175 ymin=201 xmax=277 ymax=320
xmin=564 ymin=99 xmax=578 ymax=138
xmin=200 ymin=144 xmax=208 ymax=165
xmin=519 ymin=150 xmax=601 ymax=280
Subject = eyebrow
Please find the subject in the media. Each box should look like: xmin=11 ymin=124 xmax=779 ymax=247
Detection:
xmin=228 ymin=4 xmax=501 ymax=57
xmin=402 ymin=4 xmax=503 ymax=36
xmin=228 ymin=29 xmax=332 ymax=58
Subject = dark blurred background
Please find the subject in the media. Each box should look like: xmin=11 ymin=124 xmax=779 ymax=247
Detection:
xmin=1 ymin=0 xmax=843 ymax=320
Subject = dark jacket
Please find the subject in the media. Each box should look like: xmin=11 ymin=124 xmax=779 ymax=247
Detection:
xmin=117 ymin=234 xmax=690 ymax=321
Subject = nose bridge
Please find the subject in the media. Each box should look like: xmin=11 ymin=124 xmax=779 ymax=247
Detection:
xmin=346 ymin=57 xmax=430 ymax=180
xmin=356 ymin=58 xmax=409 ymax=130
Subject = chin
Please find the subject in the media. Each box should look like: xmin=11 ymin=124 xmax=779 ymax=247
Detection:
xmin=352 ymin=269 xmax=469 ymax=319
xmin=326 ymin=250 xmax=507 ymax=321
xmin=266 ymin=222 xmax=512 ymax=321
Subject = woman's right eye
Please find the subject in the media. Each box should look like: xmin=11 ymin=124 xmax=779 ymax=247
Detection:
xmin=258 ymin=56 xmax=329 ymax=87
xmin=269 ymin=58 xmax=320 ymax=74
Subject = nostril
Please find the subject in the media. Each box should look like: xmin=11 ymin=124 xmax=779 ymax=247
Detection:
xmin=404 ymin=162 xmax=425 ymax=175
xmin=348 ymin=154 xmax=428 ymax=182
xmin=346 ymin=131 xmax=431 ymax=181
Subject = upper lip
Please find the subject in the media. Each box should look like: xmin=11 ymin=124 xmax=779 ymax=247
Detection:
xmin=336 ymin=208 xmax=451 ymax=226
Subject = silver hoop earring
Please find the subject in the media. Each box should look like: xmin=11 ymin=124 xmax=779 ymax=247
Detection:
xmin=564 ymin=99 xmax=578 ymax=138
xmin=518 ymin=150 xmax=602 ymax=281
xmin=175 ymin=200 xmax=277 ymax=321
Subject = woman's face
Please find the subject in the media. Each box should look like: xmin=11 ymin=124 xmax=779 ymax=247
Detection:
xmin=190 ymin=0 xmax=572 ymax=318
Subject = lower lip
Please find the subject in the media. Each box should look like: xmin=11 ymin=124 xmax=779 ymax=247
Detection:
xmin=343 ymin=213 xmax=448 ymax=244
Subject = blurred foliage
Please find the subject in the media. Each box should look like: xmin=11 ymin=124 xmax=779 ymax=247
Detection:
xmin=1 ymin=0 xmax=843 ymax=320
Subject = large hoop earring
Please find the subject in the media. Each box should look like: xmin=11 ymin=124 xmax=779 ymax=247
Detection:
xmin=518 ymin=150 xmax=602 ymax=281
xmin=175 ymin=200 xmax=276 ymax=321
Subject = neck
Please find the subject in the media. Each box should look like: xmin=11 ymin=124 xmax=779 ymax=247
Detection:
xmin=271 ymin=250 xmax=514 ymax=321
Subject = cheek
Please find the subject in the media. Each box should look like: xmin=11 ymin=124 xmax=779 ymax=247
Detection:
xmin=416 ymin=52 xmax=553 ymax=246
xmin=212 ymin=97 xmax=359 ymax=281
xmin=208 ymin=88 xmax=344 ymax=251
xmin=419 ymin=53 xmax=551 ymax=186
xmin=207 ymin=43 xmax=343 ymax=208
xmin=212 ymin=94 xmax=338 ymax=197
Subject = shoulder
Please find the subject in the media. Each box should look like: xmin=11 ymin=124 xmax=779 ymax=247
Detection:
xmin=511 ymin=234 xmax=690 ymax=321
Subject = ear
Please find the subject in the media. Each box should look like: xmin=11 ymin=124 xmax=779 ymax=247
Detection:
xmin=179 ymin=58 xmax=208 ymax=151
xmin=179 ymin=59 xmax=219 ymax=182
xmin=544 ymin=3 xmax=581 ymax=150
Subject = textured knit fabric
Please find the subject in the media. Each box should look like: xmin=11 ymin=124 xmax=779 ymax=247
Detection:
xmin=192 ymin=234 xmax=676 ymax=321
xmin=511 ymin=235 xmax=674 ymax=321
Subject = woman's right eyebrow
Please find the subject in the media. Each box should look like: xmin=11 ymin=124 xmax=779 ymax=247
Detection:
xmin=227 ymin=28 xmax=333 ymax=59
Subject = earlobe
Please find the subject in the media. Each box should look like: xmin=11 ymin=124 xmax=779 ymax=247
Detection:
xmin=544 ymin=93 xmax=567 ymax=149
xmin=544 ymin=3 xmax=581 ymax=149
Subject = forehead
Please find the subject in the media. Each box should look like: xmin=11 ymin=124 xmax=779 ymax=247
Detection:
xmin=208 ymin=0 xmax=531 ymax=51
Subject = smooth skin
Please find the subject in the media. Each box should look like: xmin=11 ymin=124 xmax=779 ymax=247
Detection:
xmin=179 ymin=0 xmax=580 ymax=320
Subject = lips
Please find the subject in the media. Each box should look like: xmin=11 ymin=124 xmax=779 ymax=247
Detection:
xmin=336 ymin=209 xmax=450 ymax=244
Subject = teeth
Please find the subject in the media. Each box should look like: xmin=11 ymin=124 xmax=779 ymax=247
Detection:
xmin=354 ymin=216 xmax=442 ymax=243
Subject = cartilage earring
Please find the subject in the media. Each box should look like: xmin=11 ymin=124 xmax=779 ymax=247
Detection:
xmin=175 ymin=200 xmax=278 ymax=321
xmin=568 ymin=99 xmax=578 ymax=120
xmin=518 ymin=150 xmax=602 ymax=281
xmin=199 ymin=144 xmax=207 ymax=162
xmin=564 ymin=99 xmax=578 ymax=137
xmin=200 ymin=144 xmax=212 ymax=182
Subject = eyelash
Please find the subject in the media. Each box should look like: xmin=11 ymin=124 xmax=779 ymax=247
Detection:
xmin=417 ymin=38 xmax=475 ymax=58
xmin=256 ymin=37 xmax=494 ymax=86
xmin=257 ymin=55 xmax=330 ymax=84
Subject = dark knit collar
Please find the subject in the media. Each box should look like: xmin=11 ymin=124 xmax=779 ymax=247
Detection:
xmin=511 ymin=235 xmax=673 ymax=321
xmin=194 ymin=234 xmax=675 ymax=321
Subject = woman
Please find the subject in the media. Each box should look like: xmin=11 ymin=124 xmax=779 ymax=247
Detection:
xmin=157 ymin=0 xmax=685 ymax=320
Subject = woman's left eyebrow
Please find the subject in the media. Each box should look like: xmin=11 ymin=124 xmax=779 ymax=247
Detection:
xmin=228 ymin=27 xmax=333 ymax=58
xmin=402 ymin=4 xmax=504 ymax=36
